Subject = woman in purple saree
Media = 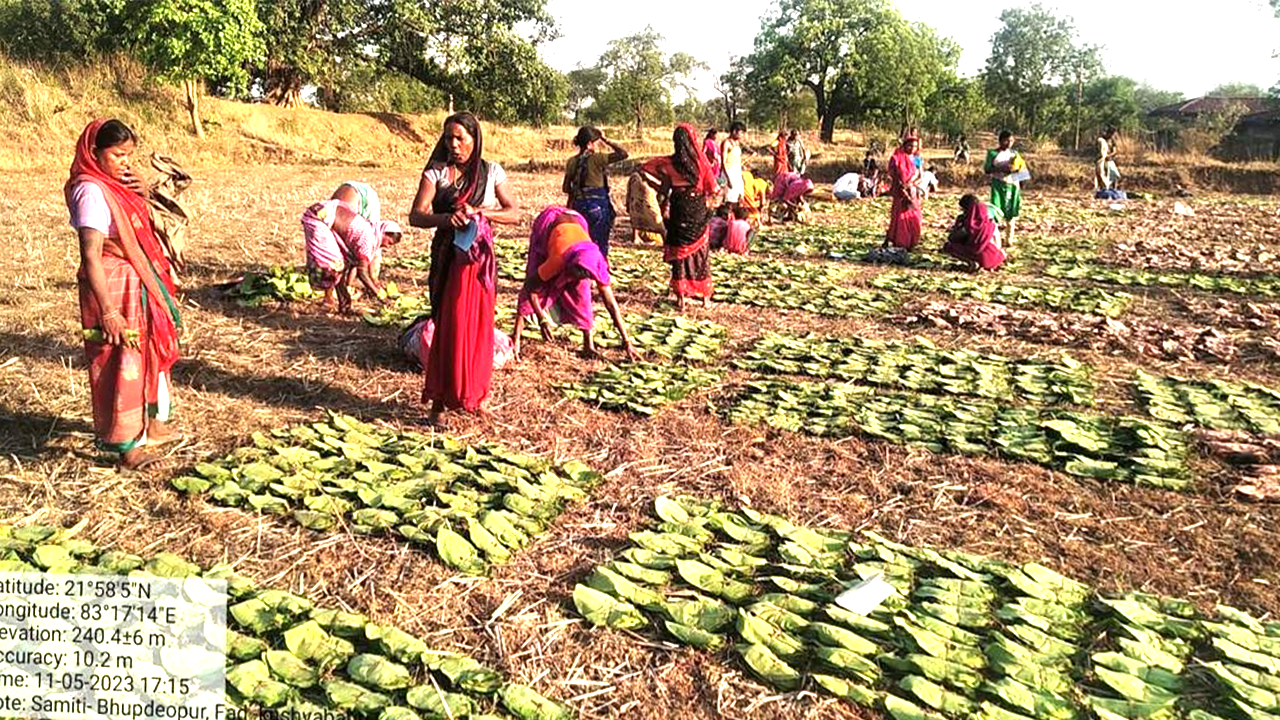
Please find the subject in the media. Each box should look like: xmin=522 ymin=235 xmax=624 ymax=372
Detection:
xmin=513 ymin=206 xmax=638 ymax=360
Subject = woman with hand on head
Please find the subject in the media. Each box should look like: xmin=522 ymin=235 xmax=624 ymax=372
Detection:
xmin=66 ymin=119 xmax=182 ymax=469
xmin=563 ymin=126 xmax=627 ymax=256
xmin=409 ymin=112 xmax=521 ymax=425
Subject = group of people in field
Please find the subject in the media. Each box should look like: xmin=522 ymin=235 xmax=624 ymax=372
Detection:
xmin=68 ymin=110 xmax=1050 ymax=468
xmin=869 ymin=128 xmax=1026 ymax=273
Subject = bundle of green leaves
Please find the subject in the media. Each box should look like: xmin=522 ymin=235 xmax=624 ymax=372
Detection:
xmin=1045 ymin=262 xmax=1280 ymax=298
xmin=735 ymin=333 xmax=1093 ymax=406
xmin=557 ymin=363 xmax=721 ymax=416
xmin=1135 ymin=370 xmax=1280 ymax=435
xmin=223 ymin=267 xmax=318 ymax=306
xmin=870 ymin=274 xmax=1131 ymax=317
xmin=171 ymin=413 xmax=601 ymax=575
xmin=573 ymin=497 xmax=1277 ymax=719
xmin=726 ymin=380 xmax=1189 ymax=490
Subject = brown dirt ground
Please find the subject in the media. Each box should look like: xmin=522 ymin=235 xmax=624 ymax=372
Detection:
xmin=1 ymin=163 xmax=1278 ymax=720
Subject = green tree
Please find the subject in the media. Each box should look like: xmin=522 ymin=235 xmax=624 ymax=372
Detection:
xmin=1134 ymin=83 xmax=1183 ymax=112
xmin=0 ymin=0 xmax=134 ymax=63
xmin=746 ymin=0 xmax=955 ymax=142
xmin=925 ymin=74 xmax=992 ymax=138
xmin=983 ymin=3 xmax=1089 ymax=138
xmin=566 ymin=65 xmax=607 ymax=124
xmin=375 ymin=0 xmax=562 ymax=122
xmin=133 ymin=0 xmax=264 ymax=138
xmin=592 ymin=27 xmax=704 ymax=133
xmin=1205 ymin=82 xmax=1265 ymax=97
xmin=859 ymin=23 xmax=960 ymax=130
xmin=254 ymin=0 xmax=368 ymax=108
xmin=1075 ymin=75 xmax=1143 ymax=139
xmin=713 ymin=57 xmax=750 ymax=127
xmin=450 ymin=29 xmax=566 ymax=125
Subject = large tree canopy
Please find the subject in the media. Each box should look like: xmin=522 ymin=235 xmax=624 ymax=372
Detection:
xmin=589 ymin=27 xmax=704 ymax=133
xmin=134 ymin=0 xmax=265 ymax=138
xmin=745 ymin=0 xmax=956 ymax=142
xmin=983 ymin=3 xmax=1094 ymax=138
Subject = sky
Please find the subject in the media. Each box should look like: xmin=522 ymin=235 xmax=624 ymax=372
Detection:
xmin=542 ymin=0 xmax=1280 ymax=101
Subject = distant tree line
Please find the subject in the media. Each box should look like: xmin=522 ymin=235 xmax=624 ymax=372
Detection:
xmin=0 ymin=0 xmax=1270 ymax=146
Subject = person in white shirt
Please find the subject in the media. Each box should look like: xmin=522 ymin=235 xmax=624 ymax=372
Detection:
xmin=917 ymin=165 xmax=939 ymax=198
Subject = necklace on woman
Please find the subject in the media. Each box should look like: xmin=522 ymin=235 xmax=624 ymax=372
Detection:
xmin=451 ymin=165 xmax=465 ymax=190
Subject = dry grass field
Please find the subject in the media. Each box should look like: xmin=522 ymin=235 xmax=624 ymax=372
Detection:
xmin=2 ymin=142 xmax=1279 ymax=718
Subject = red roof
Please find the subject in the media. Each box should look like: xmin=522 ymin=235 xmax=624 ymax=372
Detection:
xmin=1150 ymin=96 xmax=1271 ymax=118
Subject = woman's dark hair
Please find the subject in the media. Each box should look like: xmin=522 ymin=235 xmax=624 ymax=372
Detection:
xmin=705 ymin=127 xmax=718 ymax=139
xmin=573 ymin=125 xmax=602 ymax=151
xmin=998 ymin=130 xmax=1013 ymax=143
xmin=959 ymin=193 xmax=979 ymax=210
xmin=729 ymin=120 xmax=746 ymax=134
xmin=672 ymin=125 xmax=702 ymax=188
xmin=95 ymin=119 xmax=136 ymax=151
xmin=429 ymin=111 xmax=488 ymax=207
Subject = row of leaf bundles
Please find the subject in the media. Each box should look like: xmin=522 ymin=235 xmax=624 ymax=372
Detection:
xmin=726 ymin=380 xmax=1191 ymax=490
xmin=869 ymin=273 xmax=1132 ymax=318
xmin=171 ymin=413 xmax=601 ymax=575
xmin=571 ymin=497 xmax=1280 ymax=720
xmin=1085 ymin=593 xmax=1280 ymax=720
xmin=594 ymin=314 xmax=727 ymax=363
xmin=0 ymin=524 xmax=572 ymax=720
xmin=735 ymin=333 xmax=1094 ymax=406
xmin=1134 ymin=370 xmax=1280 ymax=435
xmin=556 ymin=363 xmax=721 ymax=416
xmin=1043 ymin=261 xmax=1280 ymax=298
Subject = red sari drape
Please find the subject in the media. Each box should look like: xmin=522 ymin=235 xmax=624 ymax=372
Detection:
xmin=886 ymin=147 xmax=922 ymax=250
xmin=423 ymin=216 xmax=496 ymax=411
xmin=66 ymin=120 xmax=181 ymax=452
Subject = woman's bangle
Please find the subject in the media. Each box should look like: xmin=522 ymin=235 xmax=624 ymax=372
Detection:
xmin=102 ymin=308 xmax=121 ymax=319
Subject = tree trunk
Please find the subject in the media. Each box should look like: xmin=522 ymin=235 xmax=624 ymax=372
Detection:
xmin=819 ymin=112 xmax=836 ymax=144
xmin=265 ymin=64 xmax=303 ymax=107
xmin=184 ymin=78 xmax=205 ymax=140
xmin=1073 ymin=75 xmax=1083 ymax=151
xmin=634 ymin=102 xmax=642 ymax=136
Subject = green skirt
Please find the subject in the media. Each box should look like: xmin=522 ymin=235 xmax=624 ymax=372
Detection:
xmin=990 ymin=180 xmax=1021 ymax=220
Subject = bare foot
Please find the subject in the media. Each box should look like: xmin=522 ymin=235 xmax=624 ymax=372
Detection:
xmin=701 ymin=296 xmax=711 ymax=308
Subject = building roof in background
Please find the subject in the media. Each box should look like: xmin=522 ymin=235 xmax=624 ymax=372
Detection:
xmin=1237 ymin=108 xmax=1280 ymax=128
xmin=1149 ymin=96 xmax=1272 ymax=118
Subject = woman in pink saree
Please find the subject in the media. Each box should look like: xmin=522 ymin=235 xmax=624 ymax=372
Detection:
xmin=513 ymin=206 xmax=638 ymax=361
xmin=884 ymin=132 xmax=922 ymax=250
xmin=943 ymin=194 xmax=1006 ymax=271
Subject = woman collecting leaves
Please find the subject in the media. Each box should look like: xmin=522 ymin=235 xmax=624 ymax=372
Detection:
xmin=640 ymin=123 xmax=719 ymax=311
xmin=410 ymin=112 xmax=520 ymax=425
xmin=513 ymin=206 xmax=638 ymax=362
xmin=66 ymin=119 xmax=182 ymax=469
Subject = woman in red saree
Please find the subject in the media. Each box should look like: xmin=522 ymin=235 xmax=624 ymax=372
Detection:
xmin=885 ymin=132 xmax=923 ymax=250
xmin=640 ymin=123 xmax=719 ymax=311
xmin=943 ymin=194 xmax=1006 ymax=271
xmin=772 ymin=131 xmax=789 ymax=179
xmin=410 ymin=112 xmax=520 ymax=425
xmin=66 ymin=119 xmax=182 ymax=469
